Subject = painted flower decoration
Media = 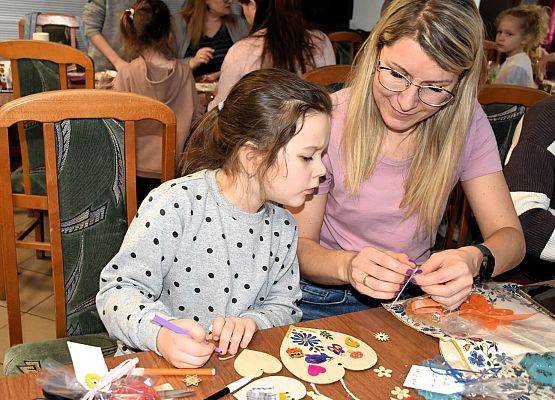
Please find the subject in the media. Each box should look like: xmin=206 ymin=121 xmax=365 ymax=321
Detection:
xmin=390 ymin=386 xmax=410 ymax=399
xmin=468 ymin=351 xmax=486 ymax=367
xmin=183 ymin=374 xmax=202 ymax=386
xmin=373 ymin=365 xmax=392 ymax=377
xmin=374 ymin=332 xmax=390 ymax=342
xmin=291 ymin=331 xmax=321 ymax=348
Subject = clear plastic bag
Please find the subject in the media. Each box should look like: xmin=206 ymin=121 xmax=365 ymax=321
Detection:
xmin=36 ymin=359 xmax=160 ymax=400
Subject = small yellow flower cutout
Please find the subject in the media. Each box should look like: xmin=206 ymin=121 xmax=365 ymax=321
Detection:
xmin=390 ymin=386 xmax=410 ymax=399
xmin=373 ymin=365 xmax=392 ymax=378
xmin=374 ymin=332 xmax=390 ymax=341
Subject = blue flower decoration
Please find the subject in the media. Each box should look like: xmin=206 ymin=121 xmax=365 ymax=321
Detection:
xmin=291 ymin=331 xmax=321 ymax=348
xmin=469 ymin=351 xmax=485 ymax=367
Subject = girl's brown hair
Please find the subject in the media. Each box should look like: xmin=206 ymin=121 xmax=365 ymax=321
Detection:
xmin=180 ymin=0 xmax=235 ymax=49
xmin=180 ymin=68 xmax=331 ymax=188
xmin=120 ymin=0 xmax=174 ymax=59
xmin=238 ymin=0 xmax=317 ymax=74
xmin=496 ymin=5 xmax=551 ymax=52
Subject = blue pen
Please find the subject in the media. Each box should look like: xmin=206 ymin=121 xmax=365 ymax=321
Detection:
xmin=153 ymin=315 xmax=222 ymax=353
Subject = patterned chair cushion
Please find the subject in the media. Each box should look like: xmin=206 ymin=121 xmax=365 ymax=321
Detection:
xmin=3 ymin=333 xmax=117 ymax=375
xmin=4 ymin=118 xmax=128 ymax=375
xmin=482 ymin=103 xmax=527 ymax=164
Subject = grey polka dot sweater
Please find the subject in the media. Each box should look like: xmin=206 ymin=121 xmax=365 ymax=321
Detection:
xmin=96 ymin=169 xmax=302 ymax=353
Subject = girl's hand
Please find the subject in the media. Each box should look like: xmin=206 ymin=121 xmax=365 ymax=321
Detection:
xmin=346 ymin=247 xmax=415 ymax=299
xmin=211 ymin=317 xmax=258 ymax=355
xmin=156 ymin=319 xmax=214 ymax=368
xmin=412 ymin=248 xmax=480 ymax=309
xmin=189 ymin=47 xmax=215 ymax=70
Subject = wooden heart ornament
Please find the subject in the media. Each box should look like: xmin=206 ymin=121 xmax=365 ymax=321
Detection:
xmin=279 ymin=326 xmax=377 ymax=384
xmin=234 ymin=349 xmax=282 ymax=377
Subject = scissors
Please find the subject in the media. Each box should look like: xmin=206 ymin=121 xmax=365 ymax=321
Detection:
xmin=157 ymin=389 xmax=195 ymax=399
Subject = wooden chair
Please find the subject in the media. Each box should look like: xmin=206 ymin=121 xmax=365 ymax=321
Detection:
xmin=19 ymin=13 xmax=81 ymax=48
xmin=483 ymin=40 xmax=502 ymax=65
xmin=0 ymin=90 xmax=176 ymax=374
xmin=302 ymin=65 xmax=353 ymax=92
xmin=0 ymin=40 xmax=94 ymax=269
xmin=327 ymin=31 xmax=364 ymax=65
xmin=441 ymin=84 xmax=550 ymax=249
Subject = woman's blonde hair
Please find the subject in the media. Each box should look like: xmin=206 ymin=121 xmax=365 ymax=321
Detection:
xmin=496 ymin=4 xmax=551 ymax=52
xmin=343 ymin=0 xmax=485 ymax=239
xmin=180 ymin=0 xmax=234 ymax=49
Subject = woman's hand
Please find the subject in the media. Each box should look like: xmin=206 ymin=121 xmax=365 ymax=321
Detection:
xmin=346 ymin=247 xmax=415 ymax=299
xmin=113 ymin=58 xmax=129 ymax=72
xmin=156 ymin=319 xmax=214 ymax=368
xmin=412 ymin=248 xmax=481 ymax=309
xmin=211 ymin=317 xmax=258 ymax=355
xmin=189 ymin=47 xmax=215 ymax=70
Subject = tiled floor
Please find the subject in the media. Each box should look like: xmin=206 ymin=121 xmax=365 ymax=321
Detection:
xmin=0 ymin=209 xmax=56 ymax=374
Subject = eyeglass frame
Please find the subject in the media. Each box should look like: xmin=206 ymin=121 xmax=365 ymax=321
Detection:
xmin=375 ymin=60 xmax=456 ymax=107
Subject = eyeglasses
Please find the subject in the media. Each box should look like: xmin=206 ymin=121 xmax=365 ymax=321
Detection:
xmin=375 ymin=61 xmax=455 ymax=107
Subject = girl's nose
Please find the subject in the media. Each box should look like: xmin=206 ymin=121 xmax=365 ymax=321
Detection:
xmin=397 ymin=85 xmax=420 ymax=111
xmin=314 ymin=158 xmax=326 ymax=178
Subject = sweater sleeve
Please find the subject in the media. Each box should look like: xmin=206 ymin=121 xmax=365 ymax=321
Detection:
xmin=96 ymin=187 xmax=186 ymax=353
xmin=83 ymin=0 xmax=106 ymax=38
xmin=505 ymin=142 xmax=555 ymax=261
xmin=239 ymin=221 xmax=302 ymax=328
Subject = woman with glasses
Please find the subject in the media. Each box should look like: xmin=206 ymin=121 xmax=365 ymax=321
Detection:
xmin=292 ymin=0 xmax=525 ymax=320
xmin=174 ymin=0 xmax=249 ymax=79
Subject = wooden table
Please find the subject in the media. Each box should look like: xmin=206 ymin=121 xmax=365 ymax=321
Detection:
xmin=0 ymin=308 xmax=439 ymax=399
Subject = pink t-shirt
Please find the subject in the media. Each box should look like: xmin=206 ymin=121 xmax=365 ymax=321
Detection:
xmin=318 ymin=88 xmax=502 ymax=263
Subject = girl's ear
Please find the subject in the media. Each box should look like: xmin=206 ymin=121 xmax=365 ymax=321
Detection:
xmin=238 ymin=141 xmax=262 ymax=177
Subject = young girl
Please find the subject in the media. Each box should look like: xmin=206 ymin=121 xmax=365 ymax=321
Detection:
xmin=96 ymin=68 xmax=332 ymax=368
xmin=113 ymin=0 xmax=200 ymax=204
xmin=495 ymin=4 xmax=550 ymax=87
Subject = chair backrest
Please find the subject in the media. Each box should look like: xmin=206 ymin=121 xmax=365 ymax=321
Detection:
xmin=302 ymin=65 xmax=352 ymax=92
xmin=0 ymin=89 xmax=177 ymax=346
xmin=327 ymin=31 xmax=364 ymax=65
xmin=0 ymin=40 xmax=94 ymax=196
xmin=19 ymin=13 xmax=81 ymax=48
xmin=478 ymin=84 xmax=550 ymax=162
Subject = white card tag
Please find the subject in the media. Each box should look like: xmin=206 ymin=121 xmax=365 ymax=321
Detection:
xmin=403 ymin=365 xmax=465 ymax=395
xmin=67 ymin=341 xmax=109 ymax=390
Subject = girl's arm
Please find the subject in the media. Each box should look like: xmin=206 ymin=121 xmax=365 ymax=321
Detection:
xmin=96 ymin=188 xmax=183 ymax=353
xmin=414 ymin=171 xmax=525 ymax=307
xmin=238 ymin=219 xmax=302 ymax=327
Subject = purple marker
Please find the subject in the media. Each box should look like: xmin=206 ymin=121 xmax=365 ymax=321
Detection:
xmin=152 ymin=315 xmax=222 ymax=353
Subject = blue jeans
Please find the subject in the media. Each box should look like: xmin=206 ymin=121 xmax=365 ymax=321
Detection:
xmin=299 ymin=279 xmax=382 ymax=321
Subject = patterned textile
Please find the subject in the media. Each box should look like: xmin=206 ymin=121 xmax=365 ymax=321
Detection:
xmin=3 ymin=118 xmax=127 ymax=375
xmin=11 ymin=59 xmax=61 ymax=195
xmin=482 ymin=103 xmax=527 ymax=164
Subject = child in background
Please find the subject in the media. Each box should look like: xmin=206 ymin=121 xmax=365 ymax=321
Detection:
xmin=495 ymin=4 xmax=550 ymax=87
xmin=96 ymin=68 xmax=332 ymax=368
xmin=113 ymin=0 xmax=200 ymax=203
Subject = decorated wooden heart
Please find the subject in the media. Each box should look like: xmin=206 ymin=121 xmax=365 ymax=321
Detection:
xmin=234 ymin=349 xmax=282 ymax=378
xmin=279 ymin=326 xmax=377 ymax=384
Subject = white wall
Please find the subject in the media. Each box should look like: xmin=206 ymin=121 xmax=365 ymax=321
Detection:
xmin=350 ymin=0 xmax=382 ymax=31
xmin=349 ymin=0 xmax=481 ymax=31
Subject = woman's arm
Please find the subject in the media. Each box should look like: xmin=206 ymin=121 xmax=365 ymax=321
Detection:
xmin=293 ymin=194 xmax=411 ymax=298
xmin=415 ymin=171 xmax=525 ymax=307
xmin=89 ymin=33 xmax=128 ymax=71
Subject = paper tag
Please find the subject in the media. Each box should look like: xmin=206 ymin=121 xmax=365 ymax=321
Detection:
xmin=67 ymin=341 xmax=109 ymax=390
xmin=403 ymin=365 xmax=465 ymax=395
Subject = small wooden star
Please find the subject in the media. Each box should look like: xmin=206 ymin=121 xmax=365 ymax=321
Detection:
xmin=183 ymin=374 xmax=202 ymax=386
xmin=374 ymin=332 xmax=390 ymax=342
